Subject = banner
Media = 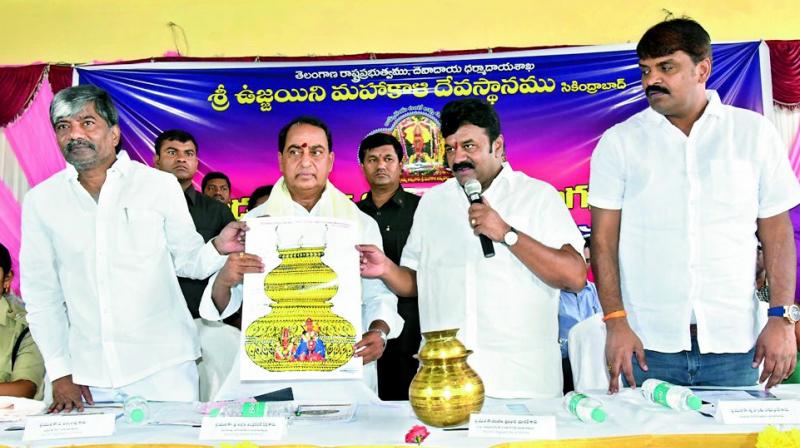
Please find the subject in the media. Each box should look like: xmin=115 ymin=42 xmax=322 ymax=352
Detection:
xmin=77 ymin=41 xmax=769 ymax=230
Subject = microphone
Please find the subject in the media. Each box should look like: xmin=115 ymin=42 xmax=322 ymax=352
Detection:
xmin=463 ymin=179 xmax=495 ymax=258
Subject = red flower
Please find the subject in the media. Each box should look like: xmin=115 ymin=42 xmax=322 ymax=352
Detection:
xmin=405 ymin=425 xmax=430 ymax=445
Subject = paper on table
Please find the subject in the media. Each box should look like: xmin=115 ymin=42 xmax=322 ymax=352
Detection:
xmin=692 ymin=389 xmax=777 ymax=406
xmin=147 ymin=403 xmax=204 ymax=427
xmin=0 ymin=397 xmax=46 ymax=422
xmin=23 ymin=411 xmax=118 ymax=441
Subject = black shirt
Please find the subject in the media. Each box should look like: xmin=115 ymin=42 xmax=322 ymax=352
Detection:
xmin=357 ymin=186 xmax=422 ymax=400
xmin=357 ymin=187 xmax=420 ymax=266
xmin=179 ymin=186 xmax=235 ymax=318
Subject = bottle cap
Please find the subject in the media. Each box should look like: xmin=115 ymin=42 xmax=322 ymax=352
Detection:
xmin=687 ymin=395 xmax=702 ymax=411
xmin=130 ymin=408 xmax=145 ymax=423
xmin=591 ymin=407 xmax=607 ymax=423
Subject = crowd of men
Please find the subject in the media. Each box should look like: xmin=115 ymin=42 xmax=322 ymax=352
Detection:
xmin=4 ymin=18 xmax=799 ymax=410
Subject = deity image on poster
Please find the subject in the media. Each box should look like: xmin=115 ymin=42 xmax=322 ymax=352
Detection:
xmin=240 ymin=216 xmax=362 ymax=381
xmin=370 ymin=106 xmax=452 ymax=184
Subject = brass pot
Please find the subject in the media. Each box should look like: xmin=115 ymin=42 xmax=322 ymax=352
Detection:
xmin=408 ymin=329 xmax=484 ymax=427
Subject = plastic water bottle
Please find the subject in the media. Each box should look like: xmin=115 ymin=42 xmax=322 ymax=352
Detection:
xmin=563 ymin=391 xmax=607 ymax=423
xmin=123 ymin=395 xmax=149 ymax=424
xmin=641 ymin=379 xmax=702 ymax=411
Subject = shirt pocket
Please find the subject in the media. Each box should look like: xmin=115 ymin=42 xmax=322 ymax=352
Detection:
xmin=708 ymin=159 xmax=757 ymax=205
xmin=116 ymin=208 xmax=165 ymax=256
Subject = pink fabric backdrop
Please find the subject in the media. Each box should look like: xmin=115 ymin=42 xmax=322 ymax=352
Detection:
xmin=0 ymin=181 xmax=22 ymax=294
xmin=3 ymin=78 xmax=65 ymax=186
xmin=1 ymin=79 xmax=64 ymax=295
xmin=790 ymin=124 xmax=800 ymax=177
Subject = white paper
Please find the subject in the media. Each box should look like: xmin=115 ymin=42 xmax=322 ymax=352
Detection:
xmin=0 ymin=396 xmax=46 ymax=422
xmin=468 ymin=413 xmax=556 ymax=440
xmin=23 ymin=412 xmax=116 ymax=441
xmin=715 ymin=400 xmax=800 ymax=424
xmin=693 ymin=390 xmax=759 ymax=406
xmin=240 ymin=216 xmax=363 ymax=382
xmin=691 ymin=388 xmax=776 ymax=407
xmin=199 ymin=416 xmax=286 ymax=440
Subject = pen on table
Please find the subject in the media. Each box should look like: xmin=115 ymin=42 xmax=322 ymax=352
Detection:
xmin=149 ymin=422 xmax=202 ymax=428
xmin=442 ymin=427 xmax=469 ymax=431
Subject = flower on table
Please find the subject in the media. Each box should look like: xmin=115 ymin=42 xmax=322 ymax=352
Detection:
xmin=405 ymin=424 xmax=430 ymax=445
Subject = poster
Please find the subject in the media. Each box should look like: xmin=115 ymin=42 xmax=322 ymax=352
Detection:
xmin=240 ymin=216 xmax=363 ymax=381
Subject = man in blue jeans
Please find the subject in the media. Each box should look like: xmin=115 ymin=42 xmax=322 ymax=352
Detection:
xmin=589 ymin=18 xmax=800 ymax=392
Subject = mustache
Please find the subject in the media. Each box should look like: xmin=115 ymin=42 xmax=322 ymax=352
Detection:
xmin=451 ymin=161 xmax=475 ymax=172
xmin=646 ymin=85 xmax=670 ymax=96
xmin=66 ymin=139 xmax=96 ymax=153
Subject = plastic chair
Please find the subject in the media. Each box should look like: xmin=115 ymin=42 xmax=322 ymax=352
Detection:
xmin=567 ymin=313 xmax=611 ymax=391
xmin=195 ymin=318 xmax=241 ymax=402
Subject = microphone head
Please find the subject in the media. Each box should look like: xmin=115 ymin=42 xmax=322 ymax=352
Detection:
xmin=463 ymin=178 xmax=482 ymax=197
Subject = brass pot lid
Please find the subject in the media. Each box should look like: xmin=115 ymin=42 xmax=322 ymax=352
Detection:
xmin=417 ymin=328 xmax=470 ymax=360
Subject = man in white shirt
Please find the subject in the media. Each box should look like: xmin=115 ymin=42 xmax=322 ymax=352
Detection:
xmin=590 ymin=19 xmax=800 ymax=393
xmin=359 ymin=99 xmax=587 ymax=398
xmin=200 ymin=116 xmax=403 ymax=402
xmin=20 ymin=85 xmax=245 ymax=412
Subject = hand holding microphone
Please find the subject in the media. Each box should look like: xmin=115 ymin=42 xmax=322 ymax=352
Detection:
xmin=463 ymin=178 xmax=496 ymax=258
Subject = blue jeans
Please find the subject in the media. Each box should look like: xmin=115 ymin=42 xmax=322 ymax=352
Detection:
xmin=624 ymin=333 xmax=759 ymax=387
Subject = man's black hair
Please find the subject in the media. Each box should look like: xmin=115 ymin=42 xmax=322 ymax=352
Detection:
xmin=636 ymin=18 xmax=712 ymax=64
xmin=277 ymin=116 xmax=333 ymax=153
xmin=154 ymin=129 xmax=198 ymax=156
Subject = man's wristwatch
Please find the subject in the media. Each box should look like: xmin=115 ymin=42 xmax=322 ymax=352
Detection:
xmin=503 ymin=226 xmax=519 ymax=247
xmin=767 ymin=304 xmax=800 ymax=324
xmin=368 ymin=328 xmax=388 ymax=346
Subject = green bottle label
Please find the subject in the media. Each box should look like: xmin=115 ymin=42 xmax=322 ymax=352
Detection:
xmin=241 ymin=401 xmax=266 ymax=417
xmin=652 ymin=382 xmax=671 ymax=407
xmin=569 ymin=393 xmax=587 ymax=415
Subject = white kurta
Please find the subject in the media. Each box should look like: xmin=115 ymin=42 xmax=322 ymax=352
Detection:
xmin=200 ymin=179 xmax=403 ymax=402
xmin=589 ymin=91 xmax=800 ymax=354
xmin=401 ymin=164 xmax=584 ymax=398
xmin=20 ymin=151 xmax=225 ymax=394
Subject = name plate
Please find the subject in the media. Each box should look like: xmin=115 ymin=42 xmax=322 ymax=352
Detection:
xmin=468 ymin=413 xmax=556 ymax=440
xmin=199 ymin=416 xmax=286 ymax=440
xmin=715 ymin=400 xmax=800 ymax=424
xmin=23 ymin=413 xmax=116 ymax=441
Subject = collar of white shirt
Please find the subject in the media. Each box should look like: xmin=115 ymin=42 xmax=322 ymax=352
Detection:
xmin=63 ymin=150 xmax=134 ymax=181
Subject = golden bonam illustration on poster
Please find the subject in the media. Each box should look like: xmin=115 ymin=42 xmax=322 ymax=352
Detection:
xmin=240 ymin=216 xmax=363 ymax=381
